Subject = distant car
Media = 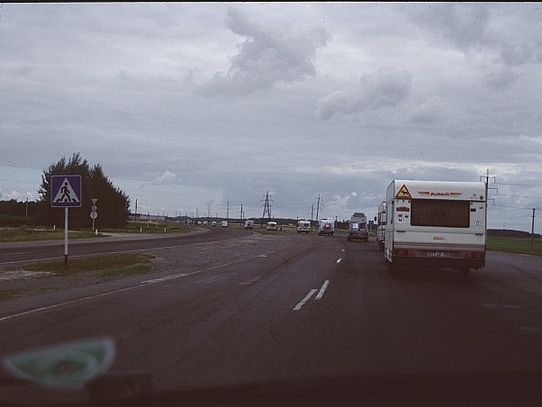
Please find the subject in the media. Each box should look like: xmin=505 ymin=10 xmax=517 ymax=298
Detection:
xmin=211 ymin=221 xmax=217 ymax=227
xmin=297 ymin=220 xmax=310 ymax=233
xmin=221 ymin=221 xmax=228 ymax=227
xmin=266 ymin=221 xmax=277 ymax=231
xmin=203 ymin=220 xmax=208 ymax=225
xmin=244 ymin=219 xmax=255 ymax=229
xmin=318 ymin=219 xmax=334 ymax=236
xmin=347 ymin=212 xmax=368 ymax=242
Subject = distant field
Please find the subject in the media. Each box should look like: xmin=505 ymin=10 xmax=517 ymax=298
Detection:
xmin=486 ymin=236 xmax=542 ymax=256
xmin=100 ymin=221 xmax=191 ymax=234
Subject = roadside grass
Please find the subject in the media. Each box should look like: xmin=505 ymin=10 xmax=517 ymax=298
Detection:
xmin=0 ymin=287 xmax=54 ymax=301
xmin=486 ymin=236 xmax=542 ymax=256
xmin=0 ymin=227 xmax=104 ymax=242
xmin=23 ymin=253 xmax=155 ymax=276
xmin=0 ymin=289 xmax=25 ymax=301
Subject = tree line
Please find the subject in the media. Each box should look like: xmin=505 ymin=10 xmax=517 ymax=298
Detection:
xmin=0 ymin=153 xmax=130 ymax=228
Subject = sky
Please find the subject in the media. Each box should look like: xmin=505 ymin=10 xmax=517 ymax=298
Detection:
xmin=1 ymin=3 xmax=542 ymax=231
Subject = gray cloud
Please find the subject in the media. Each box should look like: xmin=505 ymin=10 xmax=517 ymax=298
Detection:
xmin=483 ymin=68 xmax=520 ymax=91
xmin=201 ymin=7 xmax=329 ymax=95
xmin=1 ymin=4 xmax=542 ymax=231
xmin=318 ymin=68 xmax=412 ymax=120
xmin=402 ymin=3 xmax=490 ymax=50
xmin=410 ymin=97 xmax=446 ymax=124
xmin=497 ymin=42 xmax=542 ymax=66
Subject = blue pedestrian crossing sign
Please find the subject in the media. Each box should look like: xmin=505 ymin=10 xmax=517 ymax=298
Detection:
xmin=51 ymin=175 xmax=82 ymax=208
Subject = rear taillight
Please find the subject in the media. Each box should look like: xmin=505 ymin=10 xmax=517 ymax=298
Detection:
xmin=394 ymin=249 xmax=415 ymax=257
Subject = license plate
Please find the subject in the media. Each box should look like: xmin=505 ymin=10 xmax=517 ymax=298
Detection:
xmin=427 ymin=251 xmax=449 ymax=257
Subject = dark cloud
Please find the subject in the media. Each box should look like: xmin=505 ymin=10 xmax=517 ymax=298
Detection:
xmin=318 ymin=68 xmax=412 ymax=120
xmin=201 ymin=7 xmax=329 ymax=95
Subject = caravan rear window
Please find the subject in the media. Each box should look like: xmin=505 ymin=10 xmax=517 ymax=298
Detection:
xmin=411 ymin=199 xmax=470 ymax=228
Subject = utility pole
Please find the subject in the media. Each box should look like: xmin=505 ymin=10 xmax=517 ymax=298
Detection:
xmin=531 ymin=208 xmax=536 ymax=254
xmin=25 ymin=197 xmax=29 ymax=218
xmin=480 ymin=169 xmax=497 ymax=240
xmin=206 ymin=201 xmax=212 ymax=220
xmin=135 ymin=199 xmax=138 ymax=219
xmin=311 ymin=202 xmax=315 ymax=222
xmin=240 ymin=204 xmax=243 ymax=221
xmin=315 ymin=194 xmax=321 ymax=221
xmin=226 ymin=201 xmax=230 ymax=221
xmin=261 ymin=190 xmax=273 ymax=227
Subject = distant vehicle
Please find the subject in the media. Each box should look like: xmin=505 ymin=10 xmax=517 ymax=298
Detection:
xmin=266 ymin=221 xmax=277 ymax=231
xmin=297 ymin=220 xmax=311 ymax=233
xmin=318 ymin=219 xmax=334 ymax=236
xmin=384 ymin=180 xmax=486 ymax=275
xmin=244 ymin=219 xmax=255 ymax=229
xmin=203 ymin=220 xmax=208 ymax=225
xmin=376 ymin=201 xmax=386 ymax=251
xmin=221 ymin=220 xmax=228 ymax=227
xmin=211 ymin=221 xmax=217 ymax=227
xmin=347 ymin=212 xmax=368 ymax=242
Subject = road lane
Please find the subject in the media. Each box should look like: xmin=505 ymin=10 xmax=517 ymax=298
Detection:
xmin=1 ymin=234 xmax=542 ymax=404
xmin=0 ymin=228 xmax=248 ymax=264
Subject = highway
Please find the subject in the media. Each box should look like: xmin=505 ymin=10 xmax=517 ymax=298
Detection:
xmin=0 ymin=228 xmax=247 ymax=265
xmin=1 ymin=230 xmax=542 ymax=405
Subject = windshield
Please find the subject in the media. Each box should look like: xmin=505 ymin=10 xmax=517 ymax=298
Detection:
xmin=1 ymin=3 xmax=542 ymax=405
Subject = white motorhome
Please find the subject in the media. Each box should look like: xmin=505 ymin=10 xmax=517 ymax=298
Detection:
xmin=318 ymin=219 xmax=335 ymax=236
xmin=384 ymin=180 xmax=486 ymax=274
xmin=376 ymin=201 xmax=387 ymax=251
xmin=297 ymin=220 xmax=311 ymax=233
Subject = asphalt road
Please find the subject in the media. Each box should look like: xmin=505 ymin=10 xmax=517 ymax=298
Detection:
xmin=0 ymin=227 xmax=246 ymax=265
xmin=1 ymin=231 xmax=542 ymax=405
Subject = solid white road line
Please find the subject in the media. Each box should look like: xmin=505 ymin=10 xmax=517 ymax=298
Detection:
xmin=482 ymin=303 xmax=524 ymax=309
xmin=0 ymin=286 xmax=140 ymax=323
xmin=292 ymin=289 xmax=318 ymax=311
xmin=315 ymin=280 xmax=329 ymax=300
xmin=0 ymin=249 xmax=278 ymax=323
xmin=336 ymin=258 xmax=342 ymax=264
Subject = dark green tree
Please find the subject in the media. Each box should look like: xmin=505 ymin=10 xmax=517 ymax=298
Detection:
xmin=37 ymin=153 xmax=130 ymax=228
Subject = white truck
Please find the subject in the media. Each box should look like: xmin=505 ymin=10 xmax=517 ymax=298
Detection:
xmin=318 ymin=219 xmax=335 ymax=236
xmin=297 ymin=220 xmax=311 ymax=233
xmin=266 ymin=221 xmax=277 ymax=231
xmin=384 ymin=180 xmax=486 ymax=274
xmin=376 ymin=201 xmax=387 ymax=251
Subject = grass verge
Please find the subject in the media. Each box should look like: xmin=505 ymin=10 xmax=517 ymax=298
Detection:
xmin=23 ymin=253 xmax=155 ymax=276
xmin=99 ymin=222 xmax=191 ymax=234
xmin=486 ymin=236 xmax=542 ymax=256
xmin=0 ymin=228 xmax=104 ymax=242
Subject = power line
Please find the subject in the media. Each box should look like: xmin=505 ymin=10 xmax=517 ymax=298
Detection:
xmin=261 ymin=190 xmax=273 ymax=226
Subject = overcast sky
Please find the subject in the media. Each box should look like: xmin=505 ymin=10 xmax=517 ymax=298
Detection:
xmin=1 ymin=3 xmax=541 ymax=231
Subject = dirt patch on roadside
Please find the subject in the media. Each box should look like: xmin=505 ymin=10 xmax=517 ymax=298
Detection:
xmin=0 ymin=233 xmax=304 ymax=302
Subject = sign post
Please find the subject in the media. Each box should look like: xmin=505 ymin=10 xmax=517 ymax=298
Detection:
xmin=51 ymin=175 xmax=82 ymax=270
xmin=91 ymin=198 xmax=98 ymax=232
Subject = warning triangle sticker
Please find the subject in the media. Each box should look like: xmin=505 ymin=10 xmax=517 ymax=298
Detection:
xmin=53 ymin=178 xmax=80 ymax=204
xmin=395 ymin=184 xmax=412 ymax=199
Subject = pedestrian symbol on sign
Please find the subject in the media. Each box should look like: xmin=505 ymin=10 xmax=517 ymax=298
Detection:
xmin=53 ymin=179 xmax=80 ymax=204
xmin=51 ymin=175 xmax=81 ymax=208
